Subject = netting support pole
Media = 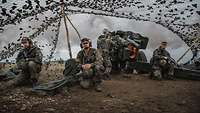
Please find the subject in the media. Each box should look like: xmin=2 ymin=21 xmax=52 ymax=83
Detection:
xmin=61 ymin=0 xmax=72 ymax=58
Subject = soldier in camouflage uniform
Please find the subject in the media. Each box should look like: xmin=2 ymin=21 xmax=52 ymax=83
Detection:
xmin=97 ymin=29 xmax=113 ymax=79
xmin=150 ymin=42 xmax=175 ymax=80
xmin=109 ymin=33 xmax=126 ymax=72
xmin=77 ymin=38 xmax=104 ymax=92
xmin=5 ymin=37 xmax=43 ymax=88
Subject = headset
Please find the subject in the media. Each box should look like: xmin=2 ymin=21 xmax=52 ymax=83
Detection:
xmin=80 ymin=38 xmax=92 ymax=48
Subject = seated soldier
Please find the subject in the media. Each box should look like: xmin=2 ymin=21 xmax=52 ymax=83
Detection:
xmin=150 ymin=41 xmax=175 ymax=80
xmin=124 ymin=43 xmax=138 ymax=75
xmin=76 ymin=38 xmax=104 ymax=92
xmin=2 ymin=37 xmax=43 ymax=89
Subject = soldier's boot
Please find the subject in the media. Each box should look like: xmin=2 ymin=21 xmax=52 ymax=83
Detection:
xmin=93 ymin=78 xmax=102 ymax=92
xmin=103 ymin=67 xmax=112 ymax=80
xmin=153 ymin=70 xmax=162 ymax=80
xmin=167 ymin=72 xmax=175 ymax=80
xmin=94 ymin=83 xmax=102 ymax=92
xmin=80 ymin=79 xmax=91 ymax=89
xmin=133 ymin=69 xmax=138 ymax=75
xmin=31 ymin=79 xmax=38 ymax=87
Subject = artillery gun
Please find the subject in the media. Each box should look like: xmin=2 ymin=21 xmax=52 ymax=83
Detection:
xmin=97 ymin=30 xmax=149 ymax=72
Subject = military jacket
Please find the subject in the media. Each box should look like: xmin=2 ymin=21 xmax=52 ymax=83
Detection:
xmin=153 ymin=47 xmax=171 ymax=58
xmin=16 ymin=46 xmax=43 ymax=65
xmin=76 ymin=48 xmax=103 ymax=68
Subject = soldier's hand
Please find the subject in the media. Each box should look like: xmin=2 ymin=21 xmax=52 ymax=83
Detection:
xmin=81 ymin=64 xmax=91 ymax=70
xmin=84 ymin=64 xmax=92 ymax=70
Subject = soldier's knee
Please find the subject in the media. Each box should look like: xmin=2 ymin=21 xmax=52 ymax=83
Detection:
xmin=28 ymin=61 xmax=37 ymax=68
xmin=95 ymin=65 xmax=105 ymax=71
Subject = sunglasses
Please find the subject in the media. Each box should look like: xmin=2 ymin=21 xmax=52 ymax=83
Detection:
xmin=82 ymin=42 xmax=89 ymax=45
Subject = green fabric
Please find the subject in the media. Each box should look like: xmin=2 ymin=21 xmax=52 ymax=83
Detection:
xmin=0 ymin=67 xmax=19 ymax=81
xmin=16 ymin=46 xmax=43 ymax=65
xmin=32 ymin=58 xmax=81 ymax=92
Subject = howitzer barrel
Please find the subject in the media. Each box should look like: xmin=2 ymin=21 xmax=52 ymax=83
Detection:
xmin=126 ymin=38 xmax=140 ymax=48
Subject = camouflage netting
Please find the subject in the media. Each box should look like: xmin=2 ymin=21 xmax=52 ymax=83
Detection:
xmin=0 ymin=0 xmax=199 ymax=61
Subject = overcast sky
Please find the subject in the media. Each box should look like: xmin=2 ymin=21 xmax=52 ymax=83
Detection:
xmin=0 ymin=14 xmax=193 ymax=63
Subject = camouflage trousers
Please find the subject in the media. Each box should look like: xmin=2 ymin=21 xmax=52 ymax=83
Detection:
xmin=79 ymin=65 xmax=104 ymax=89
xmin=103 ymin=59 xmax=112 ymax=79
xmin=152 ymin=62 xmax=174 ymax=80
xmin=101 ymin=50 xmax=112 ymax=77
xmin=8 ymin=61 xmax=42 ymax=87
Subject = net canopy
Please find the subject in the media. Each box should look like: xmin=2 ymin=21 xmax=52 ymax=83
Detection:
xmin=0 ymin=0 xmax=199 ymax=62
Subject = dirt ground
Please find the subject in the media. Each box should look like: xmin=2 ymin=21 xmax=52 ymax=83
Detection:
xmin=0 ymin=64 xmax=200 ymax=113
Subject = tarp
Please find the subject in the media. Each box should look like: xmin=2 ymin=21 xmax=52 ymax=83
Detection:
xmin=32 ymin=58 xmax=81 ymax=93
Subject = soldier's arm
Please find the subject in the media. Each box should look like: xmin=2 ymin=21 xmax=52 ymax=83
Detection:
xmin=166 ymin=51 xmax=171 ymax=57
xmin=91 ymin=50 xmax=103 ymax=68
xmin=34 ymin=48 xmax=43 ymax=63
xmin=76 ymin=51 xmax=82 ymax=64
xmin=27 ymin=48 xmax=43 ymax=64
xmin=16 ymin=50 xmax=24 ymax=63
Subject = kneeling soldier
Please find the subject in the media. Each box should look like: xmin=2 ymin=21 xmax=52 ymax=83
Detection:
xmin=150 ymin=41 xmax=175 ymax=80
xmin=77 ymin=38 xmax=104 ymax=92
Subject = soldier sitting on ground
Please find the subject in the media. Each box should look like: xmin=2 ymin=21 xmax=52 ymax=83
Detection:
xmin=76 ymin=38 xmax=104 ymax=92
xmin=124 ymin=43 xmax=139 ymax=75
xmin=150 ymin=41 xmax=175 ymax=80
xmin=1 ymin=37 xmax=43 ymax=89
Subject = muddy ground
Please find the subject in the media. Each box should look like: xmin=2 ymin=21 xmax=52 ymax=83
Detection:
xmin=0 ymin=64 xmax=200 ymax=113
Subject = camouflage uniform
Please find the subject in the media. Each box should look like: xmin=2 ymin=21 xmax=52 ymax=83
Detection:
xmin=97 ymin=34 xmax=112 ymax=78
xmin=151 ymin=47 xmax=174 ymax=80
xmin=76 ymin=48 xmax=104 ymax=88
xmin=9 ymin=45 xmax=43 ymax=86
xmin=110 ymin=35 xmax=126 ymax=71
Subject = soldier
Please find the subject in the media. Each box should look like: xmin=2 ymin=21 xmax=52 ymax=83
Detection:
xmin=3 ymin=37 xmax=43 ymax=88
xmin=124 ymin=43 xmax=139 ymax=75
xmin=110 ymin=34 xmax=126 ymax=72
xmin=77 ymin=38 xmax=104 ymax=92
xmin=97 ymin=29 xmax=113 ymax=79
xmin=150 ymin=41 xmax=175 ymax=80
